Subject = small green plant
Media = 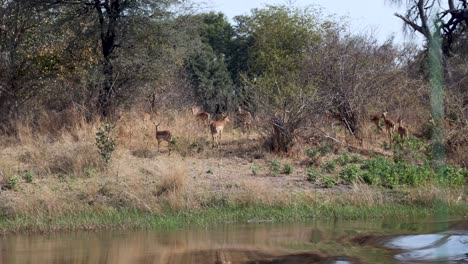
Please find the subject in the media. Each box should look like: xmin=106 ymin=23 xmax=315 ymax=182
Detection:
xmin=318 ymin=142 xmax=333 ymax=156
xmin=283 ymin=163 xmax=293 ymax=174
xmin=95 ymin=122 xmax=116 ymax=165
xmin=322 ymin=176 xmax=336 ymax=188
xmin=322 ymin=161 xmax=336 ymax=173
xmin=340 ymin=164 xmax=361 ymax=184
xmin=22 ymin=171 xmax=33 ymax=183
xmin=306 ymin=166 xmax=319 ymax=183
xmin=250 ymin=163 xmax=260 ymax=175
xmin=335 ymin=153 xmax=351 ymax=166
xmin=269 ymin=160 xmax=281 ymax=175
xmin=6 ymin=176 xmax=20 ymax=190
xmin=305 ymin=148 xmax=319 ymax=159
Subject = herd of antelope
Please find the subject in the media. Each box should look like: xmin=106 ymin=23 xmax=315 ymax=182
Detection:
xmin=370 ymin=111 xmax=409 ymax=145
xmin=149 ymin=106 xmax=459 ymax=153
xmin=147 ymin=105 xmax=254 ymax=152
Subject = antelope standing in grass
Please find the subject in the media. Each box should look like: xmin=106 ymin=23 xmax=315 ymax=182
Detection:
xmin=370 ymin=113 xmax=383 ymax=132
xmin=210 ymin=115 xmax=230 ymax=148
xmin=397 ymin=116 xmax=409 ymax=140
xmin=381 ymin=111 xmax=396 ymax=145
xmin=153 ymin=121 xmax=173 ymax=152
xmin=191 ymin=106 xmax=211 ymax=128
xmin=236 ymin=106 xmax=253 ymax=138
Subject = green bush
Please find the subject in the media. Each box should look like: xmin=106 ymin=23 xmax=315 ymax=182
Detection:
xmin=250 ymin=163 xmax=260 ymax=175
xmin=437 ymin=166 xmax=468 ymax=186
xmin=283 ymin=163 xmax=293 ymax=174
xmin=22 ymin=171 xmax=34 ymax=183
xmin=322 ymin=161 xmax=336 ymax=173
xmin=307 ymin=166 xmax=319 ymax=183
xmin=340 ymin=164 xmax=361 ymax=184
xmin=335 ymin=153 xmax=351 ymax=166
xmin=6 ymin=176 xmax=20 ymax=190
xmin=269 ymin=160 xmax=281 ymax=175
xmin=305 ymin=148 xmax=319 ymax=160
xmin=95 ymin=122 xmax=116 ymax=165
xmin=322 ymin=176 xmax=336 ymax=188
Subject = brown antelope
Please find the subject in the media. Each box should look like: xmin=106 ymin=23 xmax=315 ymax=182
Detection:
xmin=397 ymin=116 xmax=409 ymax=140
xmin=236 ymin=106 xmax=253 ymax=137
xmin=209 ymin=115 xmax=230 ymax=148
xmin=191 ymin=106 xmax=211 ymax=128
xmin=153 ymin=121 xmax=173 ymax=152
xmin=381 ymin=111 xmax=396 ymax=144
xmin=370 ymin=113 xmax=383 ymax=131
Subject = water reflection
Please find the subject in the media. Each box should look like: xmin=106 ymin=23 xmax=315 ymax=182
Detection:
xmin=0 ymin=219 xmax=465 ymax=263
xmin=384 ymin=231 xmax=468 ymax=262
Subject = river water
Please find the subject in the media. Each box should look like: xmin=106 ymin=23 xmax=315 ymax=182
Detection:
xmin=0 ymin=218 xmax=467 ymax=263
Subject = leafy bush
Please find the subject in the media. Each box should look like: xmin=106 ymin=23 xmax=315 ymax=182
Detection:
xmin=437 ymin=166 xmax=468 ymax=186
xmin=283 ymin=163 xmax=293 ymax=174
xmin=322 ymin=176 xmax=336 ymax=188
xmin=340 ymin=164 xmax=362 ymax=184
xmin=250 ymin=163 xmax=260 ymax=175
xmin=305 ymin=148 xmax=319 ymax=159
xmin=322 ymin=161 xmax=336 ymax=173
xmin=336 ymin=153 xmax=351 ymax=166
xmin=307 ymin=166 xmax=319 ymax=183
xmin=5 ymin=176 xmax=20 ymax=190
xmin=95 ymin=122 xmax=116 ymax=165
xmin=269 ymin=160 xmax=281 ymax=175
xmin=22 ymin=171 xmax=33 ymax=183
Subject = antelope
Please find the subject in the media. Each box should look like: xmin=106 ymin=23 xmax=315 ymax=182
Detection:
xmin=370 ymin=113 xmax=383 ymax=131
xmin=236 ymin=106 xmax=253 ymax=137
xmin=209 ymin=115 xmax=230 ymax=148
xmin=381 ymin=111 xmax=396 ymax=144
xmin=397 ymin=116 xmax=409 ymax=140
xmin=191 ymin=106 xmax=211 ymax=128
xmin=153 ymin=121 xmax=173 ymax=152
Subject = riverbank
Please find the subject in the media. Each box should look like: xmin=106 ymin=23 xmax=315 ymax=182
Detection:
xmin=1 ymin=200 xmax=467 ymax=234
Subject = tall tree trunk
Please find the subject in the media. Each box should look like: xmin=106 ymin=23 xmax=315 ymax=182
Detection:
xmin=95 ymin=0 xmax=120 ymax=117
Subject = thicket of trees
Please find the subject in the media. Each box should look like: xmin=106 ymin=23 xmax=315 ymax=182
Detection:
xmin=1 ymin=1 xmax=466 ymax=153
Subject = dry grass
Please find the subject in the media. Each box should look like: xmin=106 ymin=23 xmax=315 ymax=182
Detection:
xmin=0 ymin=109 xmax=465 ymax=223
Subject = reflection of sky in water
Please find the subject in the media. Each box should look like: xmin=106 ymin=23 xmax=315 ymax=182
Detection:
xmin=385 ymin=232 xmax=468 ymax=262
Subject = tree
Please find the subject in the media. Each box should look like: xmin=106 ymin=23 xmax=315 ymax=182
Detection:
xmin=388 ymin=0 xmax=467 ymax=56
xmin=237 ymin=5 xmax=324 ymax=153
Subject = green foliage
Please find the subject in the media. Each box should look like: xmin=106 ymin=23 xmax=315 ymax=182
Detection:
xmin=306 ymin=166 xmax=319 ymax=183
xmin=340 ymin=164 xmax=362 ymax=184
xmin=437 ymin=166 xmax=468 ymax=186
xmin=95 ymin=123 xmax=116 ymax=165
xmin=318 ymin=143 xmax=333 ymax=156
xmin=336 ymin=153 xmax=351 ymax=166
xmin=6 ymin=176 xmax=20 ymax=190
xmin=283 ymin=163 xmax=293 ymax=174
xmin=322 ymin=176 xmax=336 ymax=188
xmin=269 ymin=160 xmax=281 ymax=175
xmin=393 ymin=136 xmax=431 ymax=164
xmin=22 ymin=171 xmax=34 ymax=183
xmin=359 ymin=156 xmax=466 ymax=188
xmin=187 ymin=44 xmax=234 ymax=113
xmin=322 ymin=161 xmax=336 ymax=173
xmin=250 ymin=163 xmax=260 ymax=175
xmin=305 ymin=148 xmax=320 ymax=160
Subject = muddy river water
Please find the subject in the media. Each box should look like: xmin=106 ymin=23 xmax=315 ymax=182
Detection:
xmin=0 ymin=217 xmax=467 ymax=263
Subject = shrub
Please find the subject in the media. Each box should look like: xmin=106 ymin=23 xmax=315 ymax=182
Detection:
xmin=5 ymin=176 xmax=20 ymax=190
xmin=283 ymin=163 xmax=293 ymax=174
xmin=305 ymin=148 xmax=319 ymax=159
xmin=322 ymin=161 xmax=336 ymax=173
xmin=22 ymin=171 xmax=33 ymax=183
xmin=95 ymin=122 xmax=116 ymax=165
xmin=336 ymin=153 xmax=351 ymax=166
xmin=307 ymin=166 xmax=319 ymax=183
xmin=340 ymin=164 xmax=361 ymax=184
xmin=250 ymin=163 xmax=260 ymax=175
xmin=269 ymin=160 xmax=281 ymax=175
xmin=322 ymin=176 xmax=336 ymax=188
